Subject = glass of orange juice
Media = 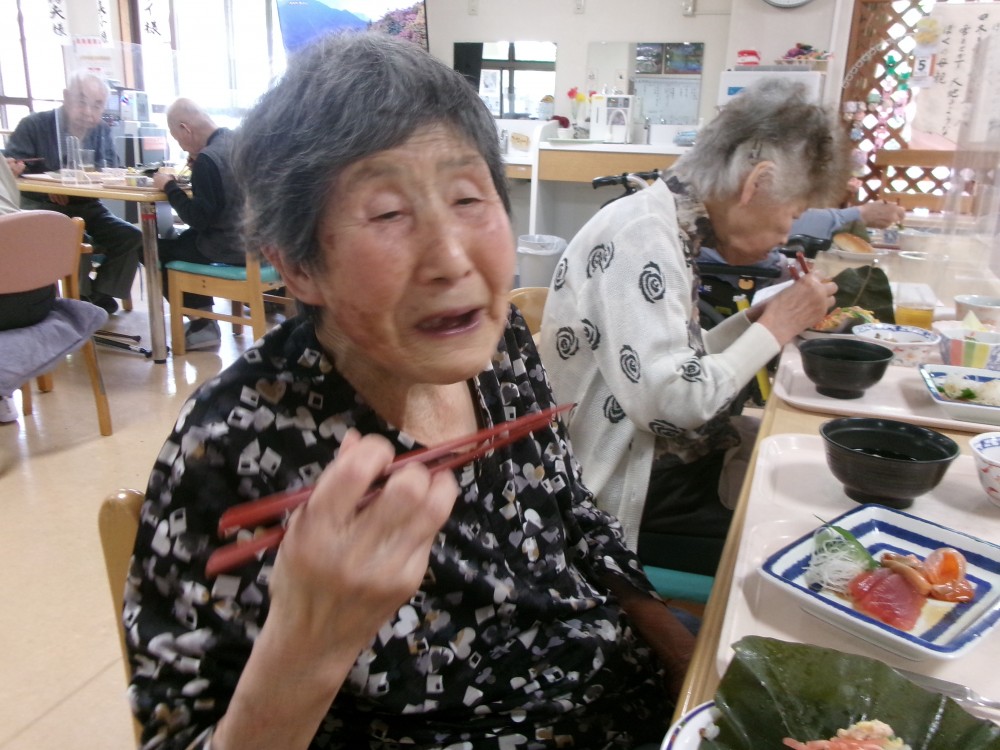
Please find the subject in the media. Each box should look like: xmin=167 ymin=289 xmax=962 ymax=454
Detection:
xmin=895 ymin=304 xmax=935 ymax=329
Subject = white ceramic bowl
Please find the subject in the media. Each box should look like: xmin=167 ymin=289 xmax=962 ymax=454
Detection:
xmin=932 ymin=320 xmax=1000 ymax=369
xmin=851 ymin=323 xmax=940 ymax=366
xmin=970 ymin=432 xmax=1000 ymax=509
xmin=955 ymin=294 xmax=1000 ymax=328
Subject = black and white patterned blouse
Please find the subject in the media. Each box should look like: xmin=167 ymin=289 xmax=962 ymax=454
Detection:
xmin=126 ymin=311 xmax=671 ymax=749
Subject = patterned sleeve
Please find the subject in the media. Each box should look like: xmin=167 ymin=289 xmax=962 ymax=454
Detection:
xmin=125 ymin=377 xmax=305 ymax=748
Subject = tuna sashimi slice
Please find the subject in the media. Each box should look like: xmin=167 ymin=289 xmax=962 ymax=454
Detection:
xmin=848 ymin=567 xmax=924 ymax=631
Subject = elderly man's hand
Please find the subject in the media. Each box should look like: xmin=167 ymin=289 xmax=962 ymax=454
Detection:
xmin=859 ymin=200 xmax=905 ymax=228
xmin=152 ymin=171 xmax=175 ymax=191
xmin=6 ymin=157 xmax=25 ymax=177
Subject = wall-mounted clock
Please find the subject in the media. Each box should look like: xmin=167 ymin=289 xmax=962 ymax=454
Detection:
xmin=762 ymin=0 xmax=816 ymax=8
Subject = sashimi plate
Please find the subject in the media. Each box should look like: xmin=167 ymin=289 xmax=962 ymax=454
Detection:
xmin=660 ymin=702 xmax=719 ymax=750
xmin=760 ymin=505 xmax=1000 ymax=660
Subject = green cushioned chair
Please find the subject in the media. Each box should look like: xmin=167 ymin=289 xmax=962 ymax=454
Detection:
xmin=165 ymin=254 xmax=294 ymax=355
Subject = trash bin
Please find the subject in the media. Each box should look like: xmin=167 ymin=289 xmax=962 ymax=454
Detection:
xmin=516 ymin=234 xmax=566 ymax=288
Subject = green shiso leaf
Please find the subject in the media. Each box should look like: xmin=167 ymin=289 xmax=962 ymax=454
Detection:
xmin=700 ymin=637 xmax=1000 ymax=749
xmin=813 ymin=516 xmax=879 ymax=570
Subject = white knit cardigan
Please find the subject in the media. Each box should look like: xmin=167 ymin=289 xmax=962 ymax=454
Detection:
xmin=539 ymin=178 xmax=781 ymax=550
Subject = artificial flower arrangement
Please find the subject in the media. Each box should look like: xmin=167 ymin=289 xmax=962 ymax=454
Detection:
xmin=566 ymin=87 xmax=596 ymax=122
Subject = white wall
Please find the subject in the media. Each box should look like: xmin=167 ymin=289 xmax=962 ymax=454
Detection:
xmin=428 ymin=0 xmax=854 ymax=120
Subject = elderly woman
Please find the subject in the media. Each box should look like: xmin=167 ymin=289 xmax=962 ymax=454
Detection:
xmin=539 ymin=79 xmax=850 ymax=576
xmin=126 ymin=33 xmax=693 ymax=750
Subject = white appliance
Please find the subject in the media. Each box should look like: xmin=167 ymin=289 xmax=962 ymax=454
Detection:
xmin=717 ymin=70 xmax=826 ymax=107
xmin=590 ymin=94 xmax=640 ymax=143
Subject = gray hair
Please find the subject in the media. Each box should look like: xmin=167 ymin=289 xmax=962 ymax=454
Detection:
xmin=65 ymin=70 xmax=109 ymax=98
xmin=672 ymin=78 xmax=850 ymax=206
xmin=234 ymin=32 xmax=510 ymax=268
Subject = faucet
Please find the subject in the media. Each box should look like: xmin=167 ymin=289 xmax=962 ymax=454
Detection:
xmin=608 ymin=108 xmax=629 ymax=143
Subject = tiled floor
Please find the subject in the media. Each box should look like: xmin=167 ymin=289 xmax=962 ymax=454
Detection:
xmin=0 ymin=284 xmax=265 ymax=749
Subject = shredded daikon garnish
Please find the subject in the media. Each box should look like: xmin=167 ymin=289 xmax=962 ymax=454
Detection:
xmin=803 ymin=527 xmax=873 ymax=594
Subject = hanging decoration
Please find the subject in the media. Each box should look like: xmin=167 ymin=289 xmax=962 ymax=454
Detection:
xmin=841 ymin=46 xmax=913 ymax=170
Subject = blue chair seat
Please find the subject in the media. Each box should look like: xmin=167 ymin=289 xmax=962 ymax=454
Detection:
xmin=643 ymin=565 xmax=713 ymax=604
xmin=163 ymin=260 xmax=282 ymax=283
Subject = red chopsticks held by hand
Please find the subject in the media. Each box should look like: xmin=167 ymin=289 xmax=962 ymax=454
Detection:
xmin=790 ymin=250 xmax=810 ymax=280
xmin=204 ymin=402 xmax=574 ymax=577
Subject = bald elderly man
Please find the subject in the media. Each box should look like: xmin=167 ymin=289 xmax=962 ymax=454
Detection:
xmin=5 ymin=71 xmax=142 ymax=314
xmin=152 ymin=98 xmax=245 ymax=350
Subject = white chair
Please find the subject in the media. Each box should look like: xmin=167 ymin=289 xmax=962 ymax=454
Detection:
xmin=0 ymin=211 xmax=112 ymax=435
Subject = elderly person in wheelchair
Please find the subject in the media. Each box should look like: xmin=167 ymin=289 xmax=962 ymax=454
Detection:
xmin=540 ymin=78 xmax=851 ymax=579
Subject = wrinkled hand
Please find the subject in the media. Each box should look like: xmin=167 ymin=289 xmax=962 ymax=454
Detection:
xmin=6 ymin=157 xmax=25 ymax=178
xmin=266 ymin=430 xmax=459 ymax=655
xmin=859 ymin=200 xmax=905 ymax=228
xmin=152 ymin=171 xmax=175 ymax=191
xmin=47 ymin=193 xmax=70 ymax=206
xmin=753 ymin=272 xmax=837 ymax=345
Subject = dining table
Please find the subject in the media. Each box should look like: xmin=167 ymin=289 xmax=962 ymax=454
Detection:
xmin=673 ymin=343 xmax=1000 ymax=724
xmin=17 ymin=174 xmax=172 ymax=363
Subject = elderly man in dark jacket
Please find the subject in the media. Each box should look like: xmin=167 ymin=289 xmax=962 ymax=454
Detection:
xmin=5 ymin=71 xmax=142 ymax=314
xmin=152 ymin=98 xmax=245 ymax=350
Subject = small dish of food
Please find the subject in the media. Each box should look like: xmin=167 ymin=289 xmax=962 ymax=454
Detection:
xmin=831 ymin=232 xmax=889 ymax=261
xmin=932 ymin=320 xmax=1000 ymax=369
xmin=918 ymin=364 xmax=1000 ymax=426
xmin=659 ymin=701 xmax=719 ymax=750
xmin=852 ymin=322 xmax=940 ymax=366
xmin=802 ymin=305 xmax=879 ymax=338
xmin=760 ymin=505 xmax=1000 ymax=660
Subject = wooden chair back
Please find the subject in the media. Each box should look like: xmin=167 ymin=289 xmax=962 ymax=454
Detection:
xmin=508 ymin=286 xmax=549 ymax=337
xmin=0 ymin=212 xmax=111 ymax=434
xmin=0 ymin=211 xmax=82 ymax=293
xmin=98 ymin=489 xmax=144 ymax=743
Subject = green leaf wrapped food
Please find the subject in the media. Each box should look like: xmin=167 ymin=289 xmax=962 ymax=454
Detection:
xmin=701 ymin=636 xmax=1000 ymax=749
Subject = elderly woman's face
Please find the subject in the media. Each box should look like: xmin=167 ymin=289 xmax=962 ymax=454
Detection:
xmin=713 ymin=188 xmax=807 ymax=266
xmin=303 ymin=124 xmax=514 ymax=388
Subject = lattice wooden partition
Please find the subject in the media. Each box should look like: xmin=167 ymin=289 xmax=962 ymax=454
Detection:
xmin=842 ymin=0 xmax=935 ymax=204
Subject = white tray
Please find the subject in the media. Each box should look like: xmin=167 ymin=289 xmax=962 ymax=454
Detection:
xmin=774 ymin=342 xmax=1000 ymax=433
xmin=714 ymin=434 xmax=1000 ymax=694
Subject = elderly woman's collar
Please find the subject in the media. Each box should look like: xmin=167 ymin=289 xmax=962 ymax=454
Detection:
xmin=663 ymin=172 xmax=719 ymax=255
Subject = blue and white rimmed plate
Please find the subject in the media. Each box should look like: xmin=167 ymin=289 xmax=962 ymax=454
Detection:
xmin=660 ymin=701 xmax=720 ymax=750
xmin=918 ymin=364 xmax=1000 ymax=426
xmin=760 ymin=505 xmax=1000 ymax=660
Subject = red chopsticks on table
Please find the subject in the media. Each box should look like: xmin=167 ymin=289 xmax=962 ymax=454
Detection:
xmin=204 ymin=402 xmax=574 ymax=577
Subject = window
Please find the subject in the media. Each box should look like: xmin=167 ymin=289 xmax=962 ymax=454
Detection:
xmin=0 ymin=0 xmax=74 ymax=133
xmin=136 ymin=0 xmax=285 ymax=129
xmin=478 ymin=41 xmax=556 ymax=119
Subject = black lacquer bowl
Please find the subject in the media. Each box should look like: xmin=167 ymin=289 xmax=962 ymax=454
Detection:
xmin=799 ymin=337 xmax=893 ymax=399
xmin=820 ymin=417 xmax=960 ymax=509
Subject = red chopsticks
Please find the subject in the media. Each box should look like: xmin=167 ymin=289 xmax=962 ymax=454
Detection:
xmin=204 ymin=402 xmax=574 ymax=577
xmin=791 ymin=250 xmax=810 ymax=278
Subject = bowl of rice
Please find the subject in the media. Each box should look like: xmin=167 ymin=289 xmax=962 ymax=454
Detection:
xmin=917 ymin=364 xmax=1000 ymax=426
xmin=852 ymin=323 xmax=939 ymax=367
